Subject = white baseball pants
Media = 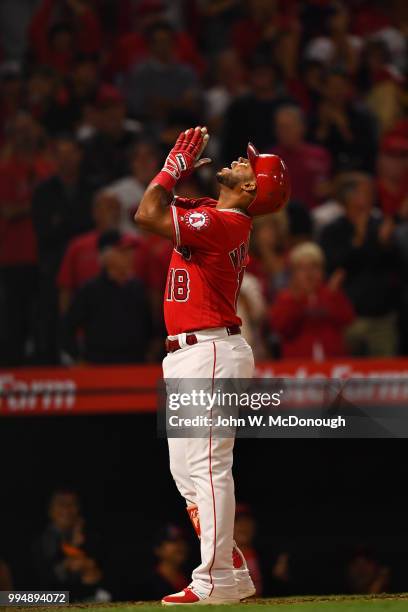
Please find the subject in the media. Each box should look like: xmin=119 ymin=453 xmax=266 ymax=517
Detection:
xmin=163 ymin=329 xmax=254 ymax=598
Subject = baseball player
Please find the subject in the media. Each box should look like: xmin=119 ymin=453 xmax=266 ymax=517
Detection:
xmin=135 ymin=126 xmax=289 ymax=605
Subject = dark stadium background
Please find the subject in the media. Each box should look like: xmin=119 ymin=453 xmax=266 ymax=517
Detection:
xmin=1 ymin=416 xmax=408 ymax=597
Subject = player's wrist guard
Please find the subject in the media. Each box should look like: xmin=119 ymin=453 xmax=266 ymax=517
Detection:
xmin=152 ymin=167 xmax=179 ymax=192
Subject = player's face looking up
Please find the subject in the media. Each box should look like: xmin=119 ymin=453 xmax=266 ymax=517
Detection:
xmin=216 ymin=157 xmax=257 ymax=207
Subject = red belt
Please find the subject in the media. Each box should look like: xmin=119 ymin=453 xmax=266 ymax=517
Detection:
xmin=165 ymin=326 xmax=241 ymax=353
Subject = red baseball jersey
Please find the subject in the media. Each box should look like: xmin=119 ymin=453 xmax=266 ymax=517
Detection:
xmin=164 ymin=196 xmax=252 ymax=336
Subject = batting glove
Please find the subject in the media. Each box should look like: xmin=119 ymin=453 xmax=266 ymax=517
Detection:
xmin=152 ymin=126 xmax=211 ymax=192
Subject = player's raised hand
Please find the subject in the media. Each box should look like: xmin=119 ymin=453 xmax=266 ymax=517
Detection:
xmin=153 ymin=127 xmax=212 ymax=192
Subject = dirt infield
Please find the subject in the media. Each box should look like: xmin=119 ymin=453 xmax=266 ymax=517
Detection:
xmin=4 ymin=593 xmax=408 ymax=612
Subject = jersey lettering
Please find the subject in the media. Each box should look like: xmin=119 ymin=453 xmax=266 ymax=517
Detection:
xmin=229 ymin=242 xmax=248 ymax=270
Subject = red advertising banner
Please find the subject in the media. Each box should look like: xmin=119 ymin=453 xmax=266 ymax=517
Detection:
xmin=1 ymin=358 xmax=408 ymax=417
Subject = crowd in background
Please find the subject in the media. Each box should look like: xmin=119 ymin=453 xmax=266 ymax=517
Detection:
xmin=0 ymin=0 xmax=407 ymax=366
xmin=0 ymin=490 xmax=394 ymax=601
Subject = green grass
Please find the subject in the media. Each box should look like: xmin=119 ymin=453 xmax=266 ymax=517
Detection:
xmin=5 ymin=594 xmax=408 ymax=612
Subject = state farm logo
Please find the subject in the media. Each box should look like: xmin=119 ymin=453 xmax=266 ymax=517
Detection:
xmin=0 ymin=374 xmax=77 ymax=413
xmin=184 ymin=210 xmax=210 ymax=231
xmin=254 ymin=364 xmax=408 ymax=406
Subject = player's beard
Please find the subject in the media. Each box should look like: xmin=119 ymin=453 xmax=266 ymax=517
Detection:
xmin=216 ymin=170 xmax=240 ymax=189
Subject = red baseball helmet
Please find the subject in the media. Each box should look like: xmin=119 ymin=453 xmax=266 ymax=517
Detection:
xmin=247 ymin=143 xmax=290 ymax=216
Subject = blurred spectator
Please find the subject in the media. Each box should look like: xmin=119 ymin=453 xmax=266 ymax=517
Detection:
xmin=0 ymin=558 xmax=13 ymax=590
xmin=309 ymin=69 xmax=377 ymax=172
xmin=0 ymin=112 xmax=54 ymax=366
xmin=0 ymin=0 xmax=38 ymax=63
xmin=286 ymin=200 xmax=313 ymax=245
xmin=157 ymin=108 xmax=202 ymax=154
xmin=32 ymin=134 xmax=93 ymax=363
xmin=62 ymin=231 xmax=152 ymax=364
xmin=197 ymin=0 xmax=241 ymax=56
xmin=237 ymin=272 xmax=266 ymax=361
xmin=304 ymin=2 xmax=362 ymax=75
xmin=123 ymin=22 xmax=201 ymax=122
xmin=231 ymin=0 xmax=297 ymax=62
xmin=0 ymin=64 xmax=24 ymax=142
xmin=143 ymin=525 xmax=189 ymax=600
xmin=26 ymin=66 xmax=69 ymax=136
xmin=32 ymin=489 xmax=109 ymax=602
xmin=377 ymin=130 xmax=408 ymax=218
xmin=222 ymin=55 xmax=292 ymax=162
xmin=311 ymin=171 xmax=367 ymax=236
xmin=395 ymin=228 xmax=408 ymax=355
xmin=57 ymin=190 xmax=163 ymax=316
xmin=345 ymin=547 xmax=390 ymax=594
xmin=352 ymin=1 xmax=407 ymax=72
xmin=107 ymin=140 xmax=161 ymax=234
xmin=28 ymin=0 xmax=103 ymax=75
xmin=248 ymin=212 xmax=290 ymax=303
xmin=248 ymin=202 xmax=313 ymax=301
xmin=272 ymin=105 xmax=332 ymax=209
xmin=271 ymin=28 xmax=300 ymax=89
xmin=204 ymin=49 xmax=248 ymax=155
xmin=234 ymin=503 xmax=293 ymax=597
xmin=286 ymin=59 xmax=325 ymax=115
xmin=57 ymin=190 xmax=121 ymax=313
xmin=54 ymin=54 xmax=101 ymax=136
xmin=270 ymin=242 xmax=354 ymax=360
xmin=320 ymin=174 xmax=399 ymax=356
xmin=234 ymin=504 xmax=263 ymax=596
xmin=109 ymin=0 xmax=205 ymax=77
xmin=358 ymin=39 xmax=405 ymax=133
xmin=247 ymin=210 xmax=293 ymax=358
xmin=81 ymin=86 xmax=141 ymax=190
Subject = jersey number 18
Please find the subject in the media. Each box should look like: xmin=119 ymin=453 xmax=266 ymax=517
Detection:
xmin=166 ymin=268 xmax=190 ymax=302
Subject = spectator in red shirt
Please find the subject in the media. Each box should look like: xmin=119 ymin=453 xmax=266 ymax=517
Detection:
xmin=377 ymin=131 xmax=408 ymax=219
xmin=62 ymin=231 xmax=152 ymax=364
xmin=57 ymin=190 xmax=161 ymax=313
xmin=269 ymin=242 xmax=354 ymax=360
xmin=272 ymin=105 xmax=332 ymax=209
xmin=29 ymin=0 xmax=103 ymax=75
xmin=0 ymin=112 xmax=54 ymax=366
xmin=57 ymin=190 xmax=122 ymax=313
